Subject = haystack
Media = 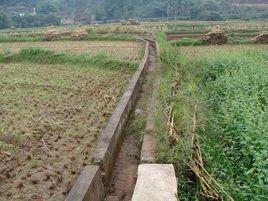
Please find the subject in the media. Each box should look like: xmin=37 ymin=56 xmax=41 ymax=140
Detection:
xmin=202 ymin=25 xmax=228 ymax=45
xmin=128 ymin=19 xmax=141 ymax=25
xmin=71 ymin=28 xmax=88 ymax=40
xmin=44 ymin=26 xmax=60 ymax=41
xmin=121 ymin=19 xmax=141 ymax=26
xmin=255 ymin=32 xmax=268 ymax=43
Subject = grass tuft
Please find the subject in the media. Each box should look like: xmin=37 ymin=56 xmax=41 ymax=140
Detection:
xmin=0 ymin=48 xmax=138 ymax=71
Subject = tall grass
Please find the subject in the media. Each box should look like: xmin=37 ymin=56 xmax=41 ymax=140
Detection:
xmin=0 ymin=35 xmax=44 ymax=42
xmin=170 ymin=37 xmax=205 ymax=46
xmin=156 ymin=32 xmax=201 ymax=200
xmin=84 ymin=33 xmax=137 ymax=41
xmin=0 ymin=48 xmax=138 ymax=71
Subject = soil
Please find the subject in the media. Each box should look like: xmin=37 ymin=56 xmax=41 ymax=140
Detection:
xmin=0 ymin=62 xmax=134 ymax=201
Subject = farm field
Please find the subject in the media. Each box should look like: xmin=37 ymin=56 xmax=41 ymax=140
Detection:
xmin=0 ymin=54 xmax=137 ymax=199
xmin=0 ymin=41 xmax=144 ymax=61
xmin=179 ymin=44 xmax=268 ymax=59
xmin=0 ymin=17 xmax=267 ymax=201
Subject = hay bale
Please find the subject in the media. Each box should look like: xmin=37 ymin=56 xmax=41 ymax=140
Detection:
xmin=127 ymin=19 xmax=141 ymax=25
xmin=121 ymin=20 xmax=128 ymax=25
xmin=94 ymin=23 xmax=100 ymax=28
xmin=202 ymin=25 xmax=228 ymax=45
xmin=44 ymin=26 xmax=60 ymax=41
xmin=71 ymin=28 xmax=88 ymax=41
xmin=121 ymin=19 xmax=141 ymax=26
xmin=255 ymin=32 xmax=268 ymax=43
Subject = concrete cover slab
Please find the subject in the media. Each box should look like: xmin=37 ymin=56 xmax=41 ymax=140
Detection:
xmin=132 ymin=164 xmax=178 ymax=201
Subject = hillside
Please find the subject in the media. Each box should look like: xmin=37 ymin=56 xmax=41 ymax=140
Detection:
xmin=0 ymin=0 xmax=268 ymax=28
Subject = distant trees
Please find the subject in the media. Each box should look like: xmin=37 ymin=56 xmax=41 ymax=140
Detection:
xmin=37 ymin=2 xmax=57 ymax=14
xmin=12 ymin=14 xmax=60 ymax=28
xmin=0 ymin=0 xmax=267 ymax=29
xmin=0 ymin=11 xmax=8 ymax=29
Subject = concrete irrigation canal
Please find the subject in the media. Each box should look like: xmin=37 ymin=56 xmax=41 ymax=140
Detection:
xmin=66 ymin=39 xmax=178 ymax=201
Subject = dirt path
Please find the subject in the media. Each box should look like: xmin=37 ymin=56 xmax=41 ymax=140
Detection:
xmin=105 ymin=43 xmax=160 ymax=201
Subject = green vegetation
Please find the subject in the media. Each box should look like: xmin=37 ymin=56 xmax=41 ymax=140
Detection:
xmin=155 ymin=32 xmax=201 ymax=200
xmin=155 ymin=33 xmax=268 ymax=200
xmin=1 ymin=1 xmax=268 ymax=29
xmin=0 ymin=48 xmax=138 ymax=70
xmin=170 ymin=37 xmax=256 ymax=47
xmin=170 ymin=37 xmax=205 ymax=46
xmin=200 ymin=49 xmax=268 ymax=200
xmin=84 ymin=33 xmax=137 ymax=41
xmin=0 ymin=34 xmax=44 ymax=42
xmin=227 ymin=37 xmax=253 ymax=45
xmin=0 ymin=10 xmax=8 ymax=29
xmin=11 ymin=13 xmax=61 ymax=28
xmin=0 ymin=33 xmax=136 ymax=43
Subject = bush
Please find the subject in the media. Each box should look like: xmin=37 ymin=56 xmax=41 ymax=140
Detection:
xmin=199 ymin=11 xmax=224 ymax=21
xmin=200 ymin=50 xmax=268 ymax=200
xmin=156 ymin=32 xmax=268 ymax=200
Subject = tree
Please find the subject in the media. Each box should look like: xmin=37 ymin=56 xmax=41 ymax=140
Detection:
xmin=0 ymin=11 xmax=8 ymax=29
xmin=37 ymin=3 xmax=57 ymax=14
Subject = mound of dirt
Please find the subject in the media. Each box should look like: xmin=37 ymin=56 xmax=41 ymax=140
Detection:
xmin=202 ymin=25 xmax=228 ymax=45
xmin=44 ymin=26 xmax=61 ymax=41
xmin=71 ymin=28 xmax=88 ymax=41
xmin=255 ymin=32 xmax=268 ymax=43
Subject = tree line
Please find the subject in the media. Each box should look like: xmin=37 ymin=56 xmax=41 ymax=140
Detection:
xmin=0 ymin=0 xmax=267 ymax=29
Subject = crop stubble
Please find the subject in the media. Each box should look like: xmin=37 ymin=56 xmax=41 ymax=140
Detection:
xmin=0 ymin=62 xmax=134 ymax=200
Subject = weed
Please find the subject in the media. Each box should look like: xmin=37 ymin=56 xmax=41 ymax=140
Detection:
xmin=155 ymin=32 xmax=268 ymax=200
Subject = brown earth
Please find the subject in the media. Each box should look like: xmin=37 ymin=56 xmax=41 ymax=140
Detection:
xmin=0 ymin=62 xmax=134 ymax=201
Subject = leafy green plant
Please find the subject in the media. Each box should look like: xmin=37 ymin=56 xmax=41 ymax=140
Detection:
xmin=156 ymin=32 xmax=268 ymax=200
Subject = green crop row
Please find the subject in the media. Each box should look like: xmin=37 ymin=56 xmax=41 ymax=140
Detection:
xmin=0 ymin=48 xmax=138 ymax=71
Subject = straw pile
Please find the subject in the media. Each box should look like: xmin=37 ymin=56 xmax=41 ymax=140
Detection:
xmin=255 ymin=32 xmax=268 ymax=43
xmin=202 ymin=25 xmax=228 ymax=45
xmin=121 ymin=19 xmax=141 ymax=26
xmin=44 ymin=26 xmax=60 ymax=41
xmin=71 ymin=28 xmax=88 ymax=40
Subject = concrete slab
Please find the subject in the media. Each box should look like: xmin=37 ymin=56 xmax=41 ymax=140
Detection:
xmin=140 ymin=134 xmax=156 ymax=163
xmin=66 ymin=166 xmax=105 ymax=201
xmin=132 ymin=164 xmax=178 ymax=201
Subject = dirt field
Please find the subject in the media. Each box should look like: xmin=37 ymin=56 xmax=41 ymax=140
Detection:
xmin=0 ymin=62 xmax=134 ymax=200
xmin=0 ymin=41 xmax=144 ymax=61
xmin=180 ymin=44 xmax=268 ymax=58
